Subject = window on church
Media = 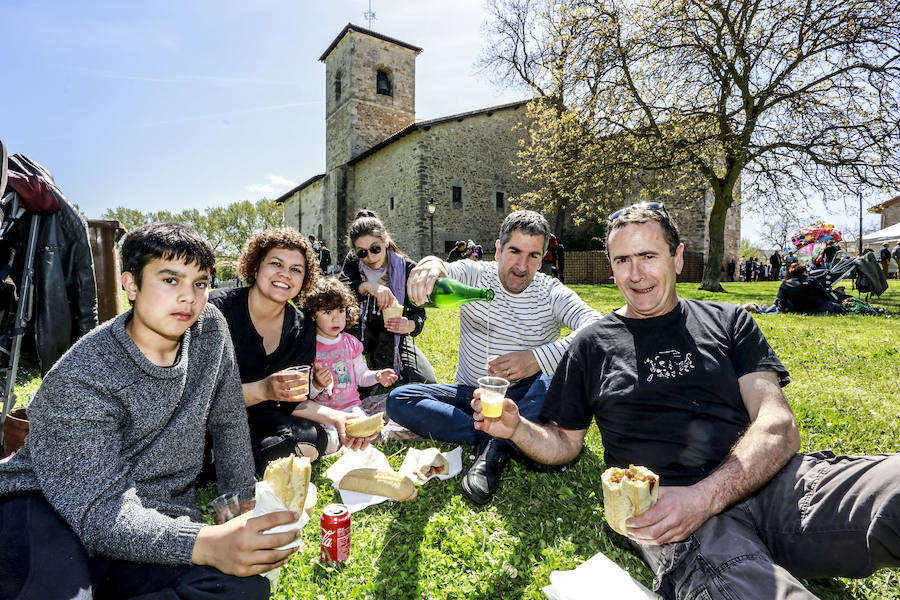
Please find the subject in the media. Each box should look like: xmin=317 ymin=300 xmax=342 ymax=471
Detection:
xmin=376 ymin=69 xmax=392 ymax=96
xmin=452 ymin=186 xmax=462 ymax=208
xmin=496 ymin=191 xmax=505 ymax=212
xmin=334 ymin=72 xmax=342 ymax=102
xmin=389 ymin=196 xmax=395 ymax=215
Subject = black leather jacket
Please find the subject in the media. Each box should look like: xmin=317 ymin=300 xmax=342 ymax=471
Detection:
xmin=4 ymin=154 xmax=98 ymax=374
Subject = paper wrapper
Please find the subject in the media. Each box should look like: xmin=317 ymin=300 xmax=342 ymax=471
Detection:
xmin=324 ymin=446 xmax=396 ymax=512
xmin=251 ymin=479 xmax=317 ymax=591
xmin=542 ymin=551 xmax=659 ymax=600
xmin=253 ymin=480 xmax=317 ymax=549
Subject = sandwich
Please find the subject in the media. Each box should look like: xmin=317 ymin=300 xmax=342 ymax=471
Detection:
xmin=382 ymin=300 xmax=403 ymax=321
xmin=338 ymin=468 xmax=417 ymax=501
xmin=601 ymin=465 xmax=659 ymax=536
xmin=345 ymin=412 xmax=385 ymax=438
xmin=263 ymin=454 xmax=312 ymax=514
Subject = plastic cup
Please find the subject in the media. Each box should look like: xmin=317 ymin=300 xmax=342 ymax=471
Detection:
xmin=477 ymin=376 xmax=509 ymax=418
xmin=211 ymin=485 xmax=256 ymax=525
xmin=486 ymin=354 xmax=499 ymax=371
xmin=282 ymin=365 xmax=311 ymax=395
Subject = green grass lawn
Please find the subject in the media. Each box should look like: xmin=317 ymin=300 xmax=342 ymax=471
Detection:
xmin=17 ymin=282 xmax=900 ymax=599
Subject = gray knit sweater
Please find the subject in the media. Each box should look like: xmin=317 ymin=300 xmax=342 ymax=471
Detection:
xmin=0 ymin=304 xmax=255 ymax=565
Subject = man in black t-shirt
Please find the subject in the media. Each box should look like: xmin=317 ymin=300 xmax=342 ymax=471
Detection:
xmin=470 ymin=203 xmax=899 ymax=599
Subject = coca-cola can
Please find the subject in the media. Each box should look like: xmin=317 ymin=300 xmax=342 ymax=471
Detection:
xmin=320 ymin=503 xmax=351 ymax=563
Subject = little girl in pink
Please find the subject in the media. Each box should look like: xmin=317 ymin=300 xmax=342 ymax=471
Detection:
xmin=298 ymin=277 xmax=397 ymax=453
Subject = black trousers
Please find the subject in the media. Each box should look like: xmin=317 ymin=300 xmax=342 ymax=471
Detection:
xmin=0 ymin=493 xmax=269 ymax=600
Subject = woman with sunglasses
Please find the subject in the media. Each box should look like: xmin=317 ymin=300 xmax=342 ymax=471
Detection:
xmin=340 ymin=216 xmax=436 ymax=390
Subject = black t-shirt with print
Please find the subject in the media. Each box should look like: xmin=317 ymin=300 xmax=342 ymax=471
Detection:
xmin=541 ymin=299 xmax=789 ymax=486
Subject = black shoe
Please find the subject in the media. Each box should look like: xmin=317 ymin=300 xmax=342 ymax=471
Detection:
xmin=461 ymin=438 xmax=511 ymax=504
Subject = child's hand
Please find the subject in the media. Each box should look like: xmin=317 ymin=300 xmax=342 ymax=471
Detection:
xmin=334 ymin=411 xmax=378 ymax=451
xmin=376 ymin=369 xmax=398 ymax=387
xmin=313 ymin=365 xmax=333 ymax=389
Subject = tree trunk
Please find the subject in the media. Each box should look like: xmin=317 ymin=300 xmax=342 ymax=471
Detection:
xmin=699 ymin=189 xmax=732 ymax=292
xmin=553 ymin=205 xmax=567 ymax=239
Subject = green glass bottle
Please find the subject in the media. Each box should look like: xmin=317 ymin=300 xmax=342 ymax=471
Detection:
xmin=414 ymin=278 xmax=494 ymax=308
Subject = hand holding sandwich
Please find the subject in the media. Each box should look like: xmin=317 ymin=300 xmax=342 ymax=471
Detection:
xmin=191 ymin=510 xmax=300 ymax=577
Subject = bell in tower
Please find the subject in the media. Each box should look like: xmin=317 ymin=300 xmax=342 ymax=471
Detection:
xmin=376 ymin=69 xmax=392 ymax=96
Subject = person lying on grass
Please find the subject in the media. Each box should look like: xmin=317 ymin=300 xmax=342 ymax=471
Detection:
xmin=391 ymin=210 xmax=601 ymax=505
xmin=473 ymin=203 xmax=899 ymax=600
xmin=0 ymin=223 xmax=298 ymax=599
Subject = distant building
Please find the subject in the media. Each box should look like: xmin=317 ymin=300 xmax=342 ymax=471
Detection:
xmin=277 ymin=23 xmax=740 ymax=268
xmin=869 ymin=195 xmax=900 ymax=229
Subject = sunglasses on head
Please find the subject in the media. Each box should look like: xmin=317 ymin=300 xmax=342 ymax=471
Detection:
xmin=608 ymin=201 xmax=669 ymax=222
xmin=356 ymin=244 xmax=383 ymax=259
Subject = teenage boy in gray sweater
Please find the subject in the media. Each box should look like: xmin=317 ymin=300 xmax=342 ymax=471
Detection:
xmin=0 ymin=223 xmax=299 ymax=599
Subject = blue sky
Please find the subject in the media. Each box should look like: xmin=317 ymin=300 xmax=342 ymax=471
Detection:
xmin=1 ymin=0 xmax=886 ymax=245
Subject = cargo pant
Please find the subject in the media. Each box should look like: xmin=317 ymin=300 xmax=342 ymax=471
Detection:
xmin=632 ymin=451 xmax=900 ymax=600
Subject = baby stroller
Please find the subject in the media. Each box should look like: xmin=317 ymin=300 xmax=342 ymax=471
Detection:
xmin=809 ymin=250 xmax=888 ymax=307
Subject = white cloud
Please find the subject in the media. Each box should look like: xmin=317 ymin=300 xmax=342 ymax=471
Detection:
xmin=246 ymin=175 xmax=296 ymax=195
xmin=268 ymin=175 xmax=296 ymax=187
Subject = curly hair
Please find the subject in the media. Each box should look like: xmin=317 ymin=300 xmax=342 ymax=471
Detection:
xmin=238 ymin=228 xmax=318 ymax=298
xmin=301 ymin=276 xmax=360 ymax=329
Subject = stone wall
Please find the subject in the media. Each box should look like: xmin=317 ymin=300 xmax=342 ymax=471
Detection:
xmin=348 ymin=104 xmax=531 ymax=260
xmin=417 ymin=106 xmax=530 ymax=257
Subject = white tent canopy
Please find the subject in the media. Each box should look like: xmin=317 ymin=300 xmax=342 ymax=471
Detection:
xmin=862 ymin=222 xmax=900 ymax=244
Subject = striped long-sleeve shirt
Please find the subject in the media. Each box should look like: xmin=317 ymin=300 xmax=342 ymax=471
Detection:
xmin=445 ymin=260 xmax=602 ymax=387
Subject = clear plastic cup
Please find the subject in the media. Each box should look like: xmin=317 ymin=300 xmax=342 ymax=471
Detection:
xmin=477 ymin=376 xmax=510 ymax=418
xmin=210 ymin=485 xmax=257 ymax=525
xmin=282 ymin=365 xmax=311 ymax=396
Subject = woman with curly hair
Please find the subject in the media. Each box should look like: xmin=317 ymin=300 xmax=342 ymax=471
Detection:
xmin=209 ymin=228 xmax=328 ymax=475
xmin=340 ymin=216 xmax=436 ymax=390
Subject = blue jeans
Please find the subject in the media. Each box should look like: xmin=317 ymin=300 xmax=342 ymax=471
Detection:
xmin=386 ymin=373 xmax=551 ymax=447
xmin=633 ymin=451 xmax=900 ymax=599
xmin=0 ymin=493 xmax=270 ymax=600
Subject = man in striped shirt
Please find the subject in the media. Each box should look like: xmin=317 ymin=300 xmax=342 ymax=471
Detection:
xmin=387 ymin=210 xmax=601 ymax=504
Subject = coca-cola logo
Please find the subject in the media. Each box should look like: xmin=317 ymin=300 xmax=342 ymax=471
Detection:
xmin=321 ymin=529 xmax=334 ymax=548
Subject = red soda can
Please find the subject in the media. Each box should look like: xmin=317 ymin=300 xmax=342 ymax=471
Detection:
xmin=320 ymin=503 xmax=351 ymax=563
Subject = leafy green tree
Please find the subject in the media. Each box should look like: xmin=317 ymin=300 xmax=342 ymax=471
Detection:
xmin=482 ymin=0 xmax=900 ymax=291
xmin=101 ymin=198 xmax=283 ymax=266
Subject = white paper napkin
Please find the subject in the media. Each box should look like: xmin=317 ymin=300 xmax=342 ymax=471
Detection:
xmin=325 ymin=446 xmax=400 ymax=512
xmin=542 ymin=551 xmax=659 ymax=600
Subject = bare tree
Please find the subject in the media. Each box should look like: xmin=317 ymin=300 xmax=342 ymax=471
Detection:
xmin=481 ymin=0 xmax=900 ymax=290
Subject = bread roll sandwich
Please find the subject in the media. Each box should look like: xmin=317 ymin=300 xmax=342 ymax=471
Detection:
xmin=382 ymin=300 xmax=403 ymax=321
xmin=345 ymin=411 xmax=385 ymax=438
xmin=601 ymin=465 xmax=659 ymax=536
xmin=263 ymin=454 xmax=312 ymax=513
xmin=415 ymin=447 xmax=449 ymax=480
xmin=338 ymin=468 xmax=417 ymax=501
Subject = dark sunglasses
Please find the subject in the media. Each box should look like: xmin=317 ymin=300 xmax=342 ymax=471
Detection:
xmin=608 ymin=201 xmax=669 ymax=222
xmin=356 ymin=244 xmax=383 ymax=259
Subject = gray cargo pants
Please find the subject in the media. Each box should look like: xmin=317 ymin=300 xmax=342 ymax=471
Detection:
xmin=632 ymin=451 xmax=900 ymax=599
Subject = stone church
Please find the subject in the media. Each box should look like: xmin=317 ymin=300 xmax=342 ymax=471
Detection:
xmin=277 ymin=23 xmax=740 ymax=272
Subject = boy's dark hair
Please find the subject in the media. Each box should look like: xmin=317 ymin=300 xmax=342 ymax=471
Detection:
xmin=238 ymin=228 xmax=318 ymax=297
xmin=301 ymin=277 xmax=360 ymax=329
xmin=121 ymin=222 xmax=215 ymax=287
